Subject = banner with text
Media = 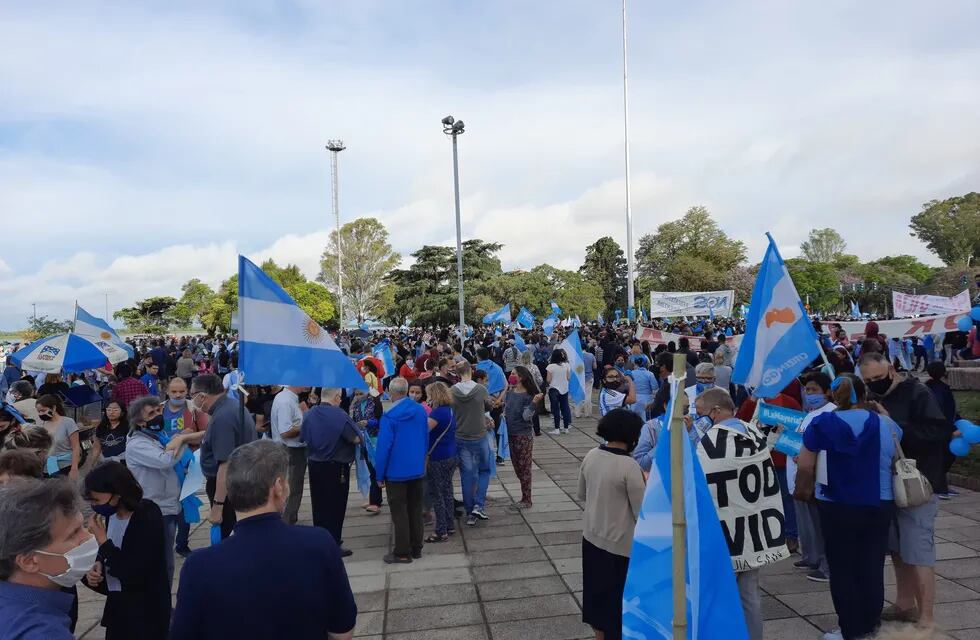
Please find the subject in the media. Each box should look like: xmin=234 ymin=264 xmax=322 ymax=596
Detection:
xmin=634 ymin=326 xmax=745 ymax=352
xmin=649 ymin=290 xmax=735 ymax=318
xmin=824 ymin=311 xmax=969 ymax=342
xmin=892 ymin=290 xmax=970 ymax=317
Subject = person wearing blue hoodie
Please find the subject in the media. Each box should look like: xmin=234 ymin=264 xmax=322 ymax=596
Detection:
xmin=375 ymin=377 xmax=429 ymax=564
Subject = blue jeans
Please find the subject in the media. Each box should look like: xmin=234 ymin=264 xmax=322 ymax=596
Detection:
xmin=775 ymin=467 xmax=798 ymax=540
xmin=162 ymin=514 xmax=179 ymax=589
xmin=457 ymin=437 xmax=491 ymax=514
xmin=548 ymin=388 xmax=572 ymax=430
xmin=175 ymin=516 xmax=190 ymax=551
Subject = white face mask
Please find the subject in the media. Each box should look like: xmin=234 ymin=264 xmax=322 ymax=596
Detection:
xmin=35 ymin=535 xmax=99 ymax=587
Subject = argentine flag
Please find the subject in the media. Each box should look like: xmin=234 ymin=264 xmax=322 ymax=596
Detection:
xmin=627 ymin=306 xmax=636 ymax=322
xmin=732 ymin=234 xmax=820 ymax=399
xmin=73 ymin=305 xmax=134 ymax=357
xmin=598 ymin=312 xmax=604 ymax=325
xmin=516 ymin=306 xmax=535 ymax=329
xmin=623 ymin=375 xmax=748 ymax=640
xmin=550 ymin=300 xmax=562 ymax=316
xmin=372 ymin=340 xmax=397 ymax=380
xmin=542 ymin=314 xmax=558 ymax=337
xmin=851 ymin=301 xmax=861 ymax=318
xmin=482 ymin=303 xmax=512 ymax=325
xmin=514 ymin=333 xmax=528 ymax=353
xmin=558 ymin=330 xmax=587 ymax=404
xmin=238 ymin=256 xmax=366 ymax=389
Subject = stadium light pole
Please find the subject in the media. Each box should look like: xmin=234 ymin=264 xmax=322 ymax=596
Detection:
xmin=442 ymin=116 xmax=466 ymax=330
xmin=326 ymin=140 xmax=346 ymax=328
xmin=622 ymin=0 xmax=636 ymax=312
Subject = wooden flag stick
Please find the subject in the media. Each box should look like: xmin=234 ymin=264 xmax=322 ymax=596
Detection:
xmin=670 ymin=353 xmax=688 ymax=640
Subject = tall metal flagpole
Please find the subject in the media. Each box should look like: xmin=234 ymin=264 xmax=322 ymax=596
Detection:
xmin=670 ymin=353 xmax=688 ymax=640
xmin=622 ymin=0 xmax=636 ymax=312
xmin=452 ymin=133 xmax=465 ymax=330
xmin=326 ymin=140 xmax=346 ymax=327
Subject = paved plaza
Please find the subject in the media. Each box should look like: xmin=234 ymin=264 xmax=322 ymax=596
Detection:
xmin=75 ymin=413 xmax=980 ymax=640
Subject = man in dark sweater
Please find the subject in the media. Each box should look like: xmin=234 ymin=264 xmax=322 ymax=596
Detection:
xmin=861 ymin=352 xmax=947 ymax=627
xmin=451 ymin=360 xmax=493 ymax=526
xmin=172 ymin=440 xmax=356 ymax=640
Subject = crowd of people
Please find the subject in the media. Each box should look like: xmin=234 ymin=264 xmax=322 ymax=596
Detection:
xmin=0 ymin=314 xmax=968 ymax=639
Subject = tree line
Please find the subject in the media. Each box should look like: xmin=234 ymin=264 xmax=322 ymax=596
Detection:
xmin=46 ymin=191 xmax=979 ymax=336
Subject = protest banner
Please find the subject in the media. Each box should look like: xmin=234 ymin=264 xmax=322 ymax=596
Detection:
xmin=649 ymin=290 xmax=735 ymax=318
xmin=697 ymin=420 xmax=789 ymax=572
xmin=892 ymin=290 xmax=970 ymax=317
xmin=633 ymin=326 xmax=745 ymax=351
xmin=824 ymin=311 xmax=969 ymax=342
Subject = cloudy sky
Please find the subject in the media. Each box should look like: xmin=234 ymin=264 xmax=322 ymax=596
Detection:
xmin=2 ymin=1 xmax=978 ymax=330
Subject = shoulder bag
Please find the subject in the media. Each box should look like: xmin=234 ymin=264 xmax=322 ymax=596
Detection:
xmin=890 ymin=424 xmax=933 ymax=508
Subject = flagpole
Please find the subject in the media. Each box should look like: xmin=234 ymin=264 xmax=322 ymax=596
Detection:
xmin=669 ymin=353 xmax=688 ymax=640
xmin=622 ymin=0 xmax=635 ymax=312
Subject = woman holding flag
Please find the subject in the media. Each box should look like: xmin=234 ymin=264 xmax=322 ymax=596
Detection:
xmin=504 ymin=366 xmax=544 ymax=507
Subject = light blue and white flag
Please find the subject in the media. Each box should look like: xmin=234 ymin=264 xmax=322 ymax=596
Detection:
xmin=73 ymin=305 xmax=134 ymax=357
xmin=482 ymin=303 xmax=512 ymax=325
xmin=850 ymin=301 xmax=861 ymax=318
xmin=628 ymin=306 xmax=636 ymax=322
xmin=516 ymin=306 xmax=535 ymax=329
xmin=558 ymin=330 xmax=587 ymax=404
xmin=542 ymin=315 xmax=558 ymax=337
xmin=740 ymin=304 xmax=749 ymax=317
xmin=372 ymin=340 xmax=397 ymax=380
xmin=514 ymin=333 xmax=528 ymax=353
xmin=641 ymin=307 xmax=649 ymax=322
xmin=622 ymin=375 xmax=748 ymax=640
xmin=238 ymin=256 xmax=367 ymax=389
xmin=550 ymin=300 xmax=562 ymax=316
xmin=615 ymin=308 xmax=623 ymax=323
xmin=573 ymin=315 xmax=582 ymax=328
xmin=708 ymin=306 xmax=715 ymax=321
xmin=598 ymin=312 xmax=604 ymax=325
xmin=732 ymin=234 xmax=820 ymax=398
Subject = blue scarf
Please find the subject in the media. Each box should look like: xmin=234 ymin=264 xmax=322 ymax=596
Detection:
xmin=813 ymin=411 xmax=882 ymax=507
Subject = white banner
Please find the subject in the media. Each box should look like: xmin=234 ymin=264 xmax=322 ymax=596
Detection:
xmin=634 ymin=326 xmax=744 ymax=352
xmin=697 ymin=419 xmax=789 ymax=571
xmin=824 ymin=311 xmax=969 ymax=342
xmin=649 ymin=290 xmax=734 ymax=318
xmin=892 ymin=290 xmax=970 ymax=317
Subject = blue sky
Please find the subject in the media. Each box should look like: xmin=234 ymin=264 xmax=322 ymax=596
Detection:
xmin=1 ymin=1 xmax=978 ymax=330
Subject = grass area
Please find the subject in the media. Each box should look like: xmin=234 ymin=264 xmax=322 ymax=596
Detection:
xmin=951 ymin=390 xmax=980 ymax=479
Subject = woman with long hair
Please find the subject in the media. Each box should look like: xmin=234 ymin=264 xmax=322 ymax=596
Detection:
xmin=423 ymin=381 xmax=458 ymax=542
xmin=505 ymin=366 xmax=544 ymax=507
xmin=794 ymin=374 xmax=901 ymax=640
xmin=36 ymin=394 xmax=82 ymax=480
xmin=91 ymin=401 xmax=129 ymax=465
xmin=83 ymin=461 xmax=171 ymax=640
xmin=349 ymin=385 xmax=384 ymax=514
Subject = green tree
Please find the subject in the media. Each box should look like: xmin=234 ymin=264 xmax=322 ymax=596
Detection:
xmin=635 ymin=206 xmax=747 ymax=301
xmin=580 ymin=236 xmax=627 ymax=313
xmin=23 ymin=315 xmax=74 ymax=341
xmin=318 ymin=217 xmax=401 ymax=322
xmin=176 ymin=279 xmax=218 ymax=330
xmin=909 ymin=192 xmax=980 ymax=266
xmin=113 ymin=297 xmax=180 ymax=334
xmin=867 ymin=255 xmax=936 ymax=285
xmin=800 ymin=228 xmax=847 ymax=263
xmin=785 ymin=259 xmax=841 ymax=311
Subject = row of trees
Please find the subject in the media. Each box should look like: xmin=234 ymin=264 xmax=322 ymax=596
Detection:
xmin=103 ymin=192 xmax=978 ymax=334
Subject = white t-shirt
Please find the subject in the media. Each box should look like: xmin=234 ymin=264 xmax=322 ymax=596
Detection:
xmin=546 ymin=363 xmax=571 ymax=395
xmin=270 ymin=388 xmax=305 ymax=448
xmin=786 ymin=402 xmax=836 ymax=494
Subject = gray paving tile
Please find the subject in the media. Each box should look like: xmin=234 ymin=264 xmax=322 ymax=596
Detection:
xmin=530 ymin=519 xmax=586 ymax=534
xmin=353 ymin=610 xmax=384 ymax=636
xmin=936 ymin=600 xmax=980 ymax=630
xmin=477 ymin=575 xmax=571 ymax=601
xmin=469 ymin=546 xmax=548 ymax=566
xmin=463 ymin=523 xmax=534 ymax=539
xmin=562 ymin=572 xmax=583 ymax=591
xmin=761 ymin=595 xmax=796 ymax=620
xmin=544 ymin=543 xmax=583 ymax=560
xmin=490 ymin=614 xmax=592 ymax=640
xmin=938 ymin=542 xmax=980 ymax=560
xmin=952 ymin=629 xmax=980 ymax=640
xmin=387 ymin=625 xmax=488 ymax=640
xmin=761 ymin=616 xmax=820 ymax=639
xmin=349 ymin=574 xmax=386 ymax=594
xmin=388 ymin=583 xmax=479 ymax=610
xmin=344 ymin=534 xmax=390 ymax=549
xmin=484 ymin=593 xmax=581 ymax=622
xmin=886 ymin=577 xmax=979 ymax=604
xmin=385 ymin=602 xmax=483 ymax=633
xmin=937 ymin=558 xmax=980 ymax=580
xmin=466 ymin=534 xmax=539 ymax=551
xmin=776 ymin=590 xmax=836 ymax=616
xmin=354 ymin=590 xmax=385 ymax=612
xmin=474 ymin=560 xmax=557 ymax=583
xmin=389 ymin=566 xmax=472 ymax=589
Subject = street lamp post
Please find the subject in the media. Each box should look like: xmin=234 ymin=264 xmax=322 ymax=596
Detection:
xmin=622 ymin=0 xmax=635 ymax=313
xmin=326 ymin=140 xmax=346 ymax=327
xmin=442 ymin=116 xmax=466 ymax=330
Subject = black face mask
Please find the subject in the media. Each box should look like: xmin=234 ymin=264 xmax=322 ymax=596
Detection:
xmin=38 ymin=413 xmax=53 ymax=422
xmin=146 ymin=415 xmax=165 ymax=431
xmin=866 ymin=376 xmax=893 ymax=397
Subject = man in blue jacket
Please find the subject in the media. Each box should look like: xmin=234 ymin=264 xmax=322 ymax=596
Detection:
xmin=374 ymin=377 xmax=428 ymax=564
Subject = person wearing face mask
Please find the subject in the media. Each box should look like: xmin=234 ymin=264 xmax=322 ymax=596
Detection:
xmin=598 ymin=367 xmax=636 ymax=417
xmin=860 ymin=352 xmax=948 ymax=629
xmin=123 ymin=395 xmax=185 ymax=587
xmin=9 ymin=380 xmax=39 ymax=424
xmin=35 ymin=395 xmax=82 ymax=481
xmin=82 ymin=462 xmax=171 ymax=640
xmin=0 ymin=478 xmax=98 ymax=639
xmin=577 ymin=409 xmax=645 ymax=640
xmin=0 ymin=402 xmax=28 ymax=446
xmin=683 ymin=363 xmax=718 ymax=419
xmin=691 ymin=387 xmax=789 ymax=640
xmin=171 ymin=439 xmax=358 ymax=640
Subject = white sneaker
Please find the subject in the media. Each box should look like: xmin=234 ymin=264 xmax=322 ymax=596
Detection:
xmin=550 ymin=429 xmax=562 ymax=435
xmin=823 ymin=631 xmax=843 ymax=640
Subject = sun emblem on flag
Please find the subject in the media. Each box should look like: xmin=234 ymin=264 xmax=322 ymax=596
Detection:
xmin=100 ymin=331 xmax=112 ymax=339
xmin=302 ymin=319 xmax=325 ymax=344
